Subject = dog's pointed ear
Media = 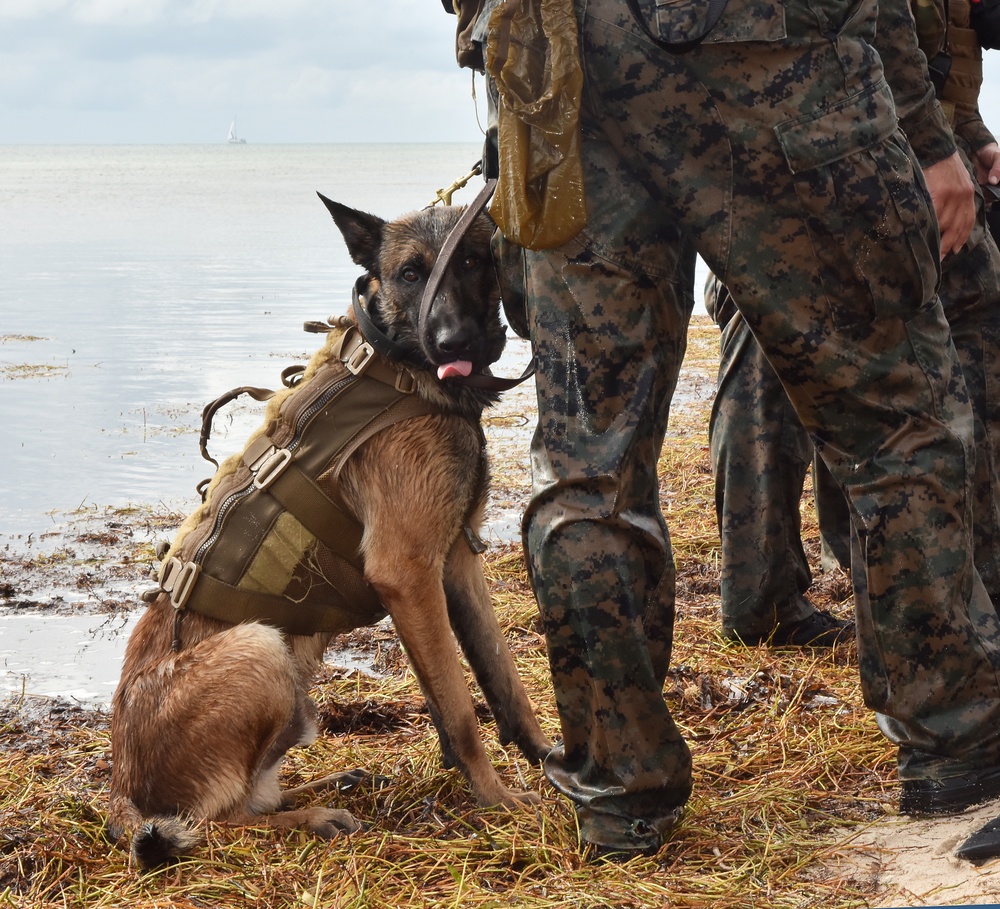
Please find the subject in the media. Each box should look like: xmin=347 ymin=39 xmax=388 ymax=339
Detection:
xmin=317 ymin=193 xmax=384 ymax=272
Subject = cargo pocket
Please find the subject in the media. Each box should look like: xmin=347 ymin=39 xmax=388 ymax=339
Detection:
xmin=774 ymin=78 xmax=940 ymax=333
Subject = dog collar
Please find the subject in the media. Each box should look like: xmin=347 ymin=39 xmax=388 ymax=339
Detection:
xmin=350 ymin=274 xmax=534 ymax=392
xmin=351 ymin=277 xmax=422 ymax=368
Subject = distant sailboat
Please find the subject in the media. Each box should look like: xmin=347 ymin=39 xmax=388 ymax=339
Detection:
xmin=227 ymin=118 xmax=246 ymax=144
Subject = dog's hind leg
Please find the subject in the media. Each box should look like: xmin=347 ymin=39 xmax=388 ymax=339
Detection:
xmin=444 ymin=540 xmax=552 ymax=764
xmin=112 ymin=620 xmax=358 ymax=866
xmin=114 ymin=624 xmax=299 ymax=815
xmin=218 ymin=742 xmax=361 ymax=840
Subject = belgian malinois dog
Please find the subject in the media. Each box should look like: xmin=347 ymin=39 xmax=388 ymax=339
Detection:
xmin=108 ymin=196 xmax=551 ymax=868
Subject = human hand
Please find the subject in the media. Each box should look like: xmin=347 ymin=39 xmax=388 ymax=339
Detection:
xmin=922 ymin=150 xmax=976 ymax=258
xmin=974 ymin=142 xmax=1000 ymax=188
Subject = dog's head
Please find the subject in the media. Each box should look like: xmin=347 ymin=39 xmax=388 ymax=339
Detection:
xmin=318 ymin=195 xmax=506 ymax=383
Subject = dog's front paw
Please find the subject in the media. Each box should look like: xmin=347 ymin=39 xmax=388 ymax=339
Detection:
xmin=305 ymin=807 xmax=362 ymax=838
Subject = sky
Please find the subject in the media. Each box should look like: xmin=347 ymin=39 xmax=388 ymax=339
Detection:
xmin=0 ymin=1 xmax=485 ymax=144
xmin=0 ymin=0 xmax=998 ymax=146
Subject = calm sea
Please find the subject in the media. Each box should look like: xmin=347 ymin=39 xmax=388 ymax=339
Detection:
xmin=0 ymin=143 xmax=711 ymax=547
xmin=0 ymin=143 xmax=494 ymax=541
xmin=0 ymin=143 xmax=711 ymax=703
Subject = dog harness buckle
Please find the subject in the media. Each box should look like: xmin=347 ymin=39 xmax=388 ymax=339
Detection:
xmin=345 ymin=340 xmax=375 ymax=376
xmin=161 ymin=557 xmax=201 ymax=610
xmin=395 ymin=369 xmax=416 ymax=394
xmin=253 ymin=447 xmax=292 ymax=490
xmin=242 ymin=437 xmax=293 ymax=490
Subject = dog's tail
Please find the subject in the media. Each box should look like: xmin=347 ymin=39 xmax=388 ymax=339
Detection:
xmin=109 ymin=794 xmax=203 ymax=869
xmin=131 ymin=816 xmax=203 ymax=869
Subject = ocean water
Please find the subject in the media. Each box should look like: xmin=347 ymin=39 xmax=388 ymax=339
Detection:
xmin=0 ymin=143 xmax=712 ymax=705
xmin=0 ymin=143 xmax=492 ymax=540
xmin=0 ymin=143 xmax=506 ymax=703
xmin=0 ymin=143 xmax=711 ymax=545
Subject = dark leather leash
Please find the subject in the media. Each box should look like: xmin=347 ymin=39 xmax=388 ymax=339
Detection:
xmin=418 ymin=176 xmax=535 ymax=393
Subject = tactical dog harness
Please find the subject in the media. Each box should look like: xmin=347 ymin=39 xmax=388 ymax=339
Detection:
xmin=153 ymin=314 xmax=459 ymax=646
xmin=151 ymin=181 xmax=536 ymax=649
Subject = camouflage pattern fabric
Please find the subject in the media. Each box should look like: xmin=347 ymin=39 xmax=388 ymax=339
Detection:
xmin=520 ymin=0 xmax=1000 ymax=850
xmin=707 ymin=0 xmax=1000 ymax=636
xmin=523 ymin=161 xmax=698 ymax=850
xmin=708 ymin=211 xmax=1000 ymax=633
xmin=706 ymin=277 xmax=819 ymax=641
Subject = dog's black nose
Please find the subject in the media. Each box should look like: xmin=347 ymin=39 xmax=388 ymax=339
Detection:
xmin=437 ymin=334 xmax=475 ymax=359
xmin=432 ymin=320 xmax=478 ymax=362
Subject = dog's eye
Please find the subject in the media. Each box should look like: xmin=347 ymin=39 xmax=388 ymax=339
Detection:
xmin=401 ymin=266 xmax=421 ymax=283
xmin=462 ymin=255 xmax=480 ymax=270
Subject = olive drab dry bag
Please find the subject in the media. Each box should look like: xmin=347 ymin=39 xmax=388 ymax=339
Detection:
xmin=485 ymin=0 xmax=588 ymax=250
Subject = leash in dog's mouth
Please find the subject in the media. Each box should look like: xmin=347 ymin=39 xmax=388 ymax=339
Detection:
xmin=307 ymin=275 xmax=534 ymax=393
xmin=418 ymin=177 xmax=534 ymax=393
xmin=355 ymin=281 xmax=533 ymax=392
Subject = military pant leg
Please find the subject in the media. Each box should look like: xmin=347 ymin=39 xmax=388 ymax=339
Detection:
xmin=521 ymin=121 xmax=696 ymax=850
xmin=812 ymin=216 xmax=1000 ymax=596
xmin=708 ymin=281 xmax=815 ymax=639
xmin=813 ymin=452 xmax=853 ymax=571
xmin=940 ymin=224 xmax=1000 ymax=605
xmin=579 ymin=0 xmax=1000 ymax=770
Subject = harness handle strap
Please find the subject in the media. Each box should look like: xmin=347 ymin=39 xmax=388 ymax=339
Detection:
xmin=199 ymin=385 xmax=277 ymax=467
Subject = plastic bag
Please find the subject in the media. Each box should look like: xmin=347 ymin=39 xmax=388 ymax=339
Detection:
xmin=485 ymin=0 xmax=587 ymax=250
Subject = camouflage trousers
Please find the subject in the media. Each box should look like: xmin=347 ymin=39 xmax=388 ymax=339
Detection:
xmin=521 ymin=0 xmax=1000 ymax=849
xmin=708 ymin=213 xmax=1000 ymax=637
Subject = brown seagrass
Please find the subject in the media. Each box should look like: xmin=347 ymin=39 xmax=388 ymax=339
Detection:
xmin=108 ymin=196 xmax=551 ymax=869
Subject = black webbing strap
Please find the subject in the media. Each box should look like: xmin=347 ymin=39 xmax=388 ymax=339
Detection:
xmin=351 ymin=278 xmax=424 ymax=369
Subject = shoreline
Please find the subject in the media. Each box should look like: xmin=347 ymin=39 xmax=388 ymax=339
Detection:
xmin=7 ymin=316 xmax=999 ymax=906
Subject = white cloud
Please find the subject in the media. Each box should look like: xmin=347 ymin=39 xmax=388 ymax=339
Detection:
xmin=71 ymin=0 xmax=170 ymax=25
xmin=0 ymin=1 xmax=480 ymax=142
xmin=0 ymin=0 xmax=67 ymax=18
xmin=0 ymin=0 xmax=319 ymax=23
xmin=179 ymin=0 xmax=320 ymax=20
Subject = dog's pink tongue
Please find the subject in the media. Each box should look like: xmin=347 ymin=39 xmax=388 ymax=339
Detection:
xmin=437 ymin=360 xmax=473 ymax=380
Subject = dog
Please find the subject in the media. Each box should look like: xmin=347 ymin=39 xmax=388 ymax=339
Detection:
xmin=108 ymin=196 xmax=552 ymax=868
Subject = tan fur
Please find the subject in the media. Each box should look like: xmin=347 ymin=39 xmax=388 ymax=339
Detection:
xmin=108 ymin=201 xmax=551 ymax=869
